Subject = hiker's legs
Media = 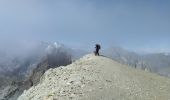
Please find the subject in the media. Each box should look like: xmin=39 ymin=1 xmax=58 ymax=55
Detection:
xmin=94 ymin=48 xmax=98 ymax=56
xmin=96 ymin=49 xmax=99 ymax=56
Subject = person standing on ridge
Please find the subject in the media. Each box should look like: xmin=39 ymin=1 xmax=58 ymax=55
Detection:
xmin=94 ymin=44 xmax=101 ymax=56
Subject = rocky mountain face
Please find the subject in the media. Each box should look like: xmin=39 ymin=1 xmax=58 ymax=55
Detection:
xmin=1 ymin=44 xmax=170 ymax=99
xmin=103 ymin=47 xmax=170 ymax=77
xmin=0 ymin=42 xmax=87 ymax=100
xmin=18 ymin=54 xmax=170 ymax=100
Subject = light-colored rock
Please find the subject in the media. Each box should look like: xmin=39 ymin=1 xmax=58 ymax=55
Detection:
xmin=18 ymin=54 xmax=170 ymax=100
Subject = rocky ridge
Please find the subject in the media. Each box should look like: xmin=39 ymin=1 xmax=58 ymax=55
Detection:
xmin=18 ymin=54 xmax=170 ymax=100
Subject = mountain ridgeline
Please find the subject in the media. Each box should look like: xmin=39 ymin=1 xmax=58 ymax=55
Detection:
xmin=0 ymin=43 xmax=170 ymax=99
xmin=18 ymin=54 xmax=170 ymax=100
xmin=0 ymin=42 xmax=87 ymax=100
xmin=104 ymin=47 xmax=170 ymax=77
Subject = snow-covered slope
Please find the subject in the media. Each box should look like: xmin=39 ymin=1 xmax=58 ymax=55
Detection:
xmin=18 ymin=54 xmax=170 ymax=100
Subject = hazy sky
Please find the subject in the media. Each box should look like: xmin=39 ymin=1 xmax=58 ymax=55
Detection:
xmin=0 ymin=0 xmax=170 ymax=53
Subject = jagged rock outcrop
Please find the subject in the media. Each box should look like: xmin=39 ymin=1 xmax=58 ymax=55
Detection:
xmin=18 ymin=54 xmax=170 ymax=100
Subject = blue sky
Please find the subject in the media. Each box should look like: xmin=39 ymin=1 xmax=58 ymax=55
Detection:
xmin=0 ymin=0 xmax=170 ymax=53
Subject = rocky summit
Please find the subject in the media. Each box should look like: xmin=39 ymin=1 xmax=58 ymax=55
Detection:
xmin=18 ymin=54 xmax=170 ymax=100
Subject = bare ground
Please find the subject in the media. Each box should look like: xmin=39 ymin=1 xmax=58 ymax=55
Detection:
xmin=18 ymin=54 xmax=170 ymax=100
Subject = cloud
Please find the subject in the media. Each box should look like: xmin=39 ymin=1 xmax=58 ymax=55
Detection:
xmin=0 ymin=0 xmax=170 ymax=53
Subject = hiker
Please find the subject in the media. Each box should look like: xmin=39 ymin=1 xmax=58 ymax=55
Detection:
xmin=94 ymin=44 xmax=101 ymax=56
